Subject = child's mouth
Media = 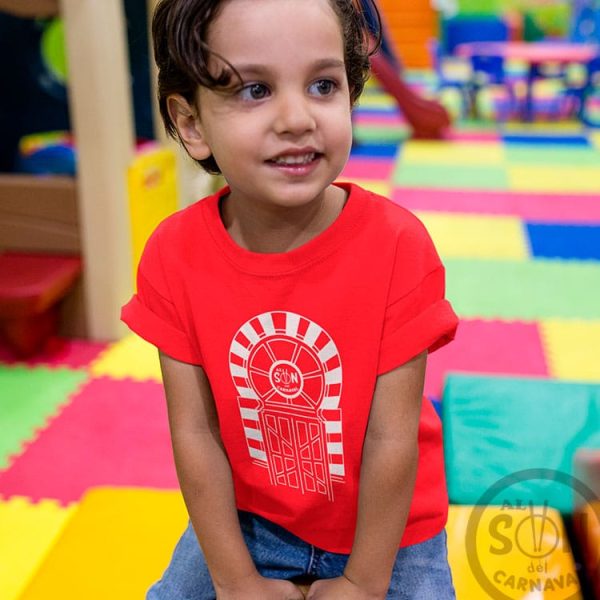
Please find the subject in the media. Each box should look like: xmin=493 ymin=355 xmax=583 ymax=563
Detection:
xmin=266 ymin=152 xmax=323 ymax=174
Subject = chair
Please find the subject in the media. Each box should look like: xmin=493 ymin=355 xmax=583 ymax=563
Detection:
xmin=469 ymin=54 xmax=518 ymax=120
xmin=562 ymin=56 xmax=600 ymax=123
xmin=428 ymin=38 xmax=472 ymax=117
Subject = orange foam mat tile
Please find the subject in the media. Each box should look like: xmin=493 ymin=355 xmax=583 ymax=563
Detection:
xmin=446 ymin=504 xmax=582 ymax=599
xmin=19 ymin=487 xmax=187 ymax=600
xmin=0 ymin=497 xmax=76 ymax=600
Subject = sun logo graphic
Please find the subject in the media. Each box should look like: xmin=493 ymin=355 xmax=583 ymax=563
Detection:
xmin=229 ymin=311 xmax=344 ymax=501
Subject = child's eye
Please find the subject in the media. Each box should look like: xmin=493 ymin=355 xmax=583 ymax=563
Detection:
xmin=239 ymin=83 xmax=270 ymax=101
xmin=309 ymin=79 xmax=337 ymax=96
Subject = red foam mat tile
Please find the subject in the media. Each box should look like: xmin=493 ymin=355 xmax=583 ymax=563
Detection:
xmin=0 ymin=337 xmax=108 ymax=369
xmin=425 ymin=319 xmax=549 ymax=400
xmin=0 ymin=377 xmax=178 ymax=503
xmin=393 ymin=187 xmax=600 ymax=223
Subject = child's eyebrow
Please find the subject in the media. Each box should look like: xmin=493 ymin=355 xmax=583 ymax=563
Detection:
xmin=233 ymin=58 xmax=346 ymax=78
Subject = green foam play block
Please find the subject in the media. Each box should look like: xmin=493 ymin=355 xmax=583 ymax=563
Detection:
xmin=0 ymin=365 xmax=88 ymax=468
xmin=443 ymin=374 xmax=600 ymax=513
xmin=445 ymin=258 xmax=600 ymax=320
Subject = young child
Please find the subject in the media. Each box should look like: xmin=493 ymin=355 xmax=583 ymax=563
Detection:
xmin=122 ymin=0 xmax=459 ymax=598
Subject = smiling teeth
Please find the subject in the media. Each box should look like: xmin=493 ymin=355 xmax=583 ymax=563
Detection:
xmin=273 ymin=153 xmax=315 ymax=165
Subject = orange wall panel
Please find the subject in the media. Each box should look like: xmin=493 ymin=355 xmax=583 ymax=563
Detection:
xmin=377 ymin=0 xmax=438 ymax=68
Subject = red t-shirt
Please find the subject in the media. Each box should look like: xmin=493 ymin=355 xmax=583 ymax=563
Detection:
xmin=122 ymin=182 xmax=458 ymax=553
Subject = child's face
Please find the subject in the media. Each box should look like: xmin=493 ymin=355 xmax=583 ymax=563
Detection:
xmin=179 ymin=0 xmax=353 ymax=211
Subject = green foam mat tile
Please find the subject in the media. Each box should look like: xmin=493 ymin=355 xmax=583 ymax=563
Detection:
xmin=443 ymin=374 xmax=600 ymax=513
xmin=353 ymin=125 xmax=409 ymax=144
xmin=392 ymin=163 xmax=509 ymax=190
xmin=445 ymin=258 xmax=600 ymax=320
xmin=0 ymin=365 xmax=88 ymax=469
xmin=506 ymin=144 xmax=600 ymax=166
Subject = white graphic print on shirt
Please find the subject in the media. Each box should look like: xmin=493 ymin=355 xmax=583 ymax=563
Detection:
xmin=229 ymin=311 xmax=344 ymax=501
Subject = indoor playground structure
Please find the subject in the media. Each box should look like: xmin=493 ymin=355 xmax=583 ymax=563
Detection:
xmin=1 ymin=0 xmax=600 ymax=599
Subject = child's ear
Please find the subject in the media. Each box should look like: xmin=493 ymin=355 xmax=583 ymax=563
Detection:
xmin=167 ymin=94 xmax=211 ymax=160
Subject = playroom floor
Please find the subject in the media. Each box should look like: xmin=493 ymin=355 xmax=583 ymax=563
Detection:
xmin=1 ymin=78 xmax=600 ymax=599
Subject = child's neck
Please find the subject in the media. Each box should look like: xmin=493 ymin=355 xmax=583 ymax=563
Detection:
xmin=219 ymin=185 xmax=347 ymax=254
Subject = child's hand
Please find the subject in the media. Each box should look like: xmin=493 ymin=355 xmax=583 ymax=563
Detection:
xmin=306 ymin=576 xmax=385 ymax=599
xmin=217 ymin=574 xmax=305 ymax=599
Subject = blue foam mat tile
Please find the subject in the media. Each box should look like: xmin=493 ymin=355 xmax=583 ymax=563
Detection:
xmin=354 ymin=107 xmax=401 ymax=117
xmin=350 ymin=143 xmax=400 ymax=158
xmin=501 ymin=134 xmax=591 ymax=146
xmin=526 ymin=223 xmax=600 ymax=261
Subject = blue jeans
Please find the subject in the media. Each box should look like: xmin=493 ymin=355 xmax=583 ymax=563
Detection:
xmin=148 ymin=511 xmax=456 ymax=599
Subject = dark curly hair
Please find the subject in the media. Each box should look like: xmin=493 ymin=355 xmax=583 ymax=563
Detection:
xmin=152 ymin=0 xmax=381 ymax=174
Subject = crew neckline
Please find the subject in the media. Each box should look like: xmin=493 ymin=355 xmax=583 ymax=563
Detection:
xmin=202 ymin=182 xmax=363 ymax=276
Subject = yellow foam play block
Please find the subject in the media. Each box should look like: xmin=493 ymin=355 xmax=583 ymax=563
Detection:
xmin=446 ymin=505 xmax=582 ymax=599
xmin=540 ymin=320 xmax=600 ymax=383
xmin=342 ymin=178 xmax=391 ymax=198
xmin=401 ymin=141 xmax=506 ymax=166
xmin=508 ymin=165 xmax=600 ymax=194
xmin=90 ymin=334 xmax=162 ymax=382
xmin=415 ymin=212 xmax=529 ymax=260
xmin=0 ymin=497 xmax=75 ymax=600
xmin=20 ymin=488 xmax=187 ymax=600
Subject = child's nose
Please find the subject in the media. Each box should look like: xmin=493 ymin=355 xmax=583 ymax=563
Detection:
xmin=273 ymin=91 xmax=316 ymax=135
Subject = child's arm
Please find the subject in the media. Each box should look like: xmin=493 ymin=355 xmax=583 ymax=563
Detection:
xmin=308 ymin=351 xmax=426 ymax=600
xmin=159 ymin=352 xmax=305 ymax=600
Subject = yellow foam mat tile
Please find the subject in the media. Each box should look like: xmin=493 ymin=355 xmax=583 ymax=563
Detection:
xmin=415 ymin=212 xmax=529 ymax=260
xmin=503 ymin=122 xmax=586 ymax=134
xmin=400 ymin=141 xmax=505 ymax=166
xmin=446 ymin=505 xmax=582 ymax=599
xmin=20 ymin=487 xmax=187 ymax=600
xmin=508 ymin=165 xmax=600 ymax=194
xmin=589 ymin=131 xmax=600 ymax=151
xmin=342 ymin=178 xmax=391 ymax=198
xmin=540 ymin=320 xmax=600 ymax=383
xmin=359 ymin=90 xmax=396 ymax=108
xmin=90 ymin=334 xmax=162 ymax=381
xmin=0 ymin=497 xmax=76 ymax=600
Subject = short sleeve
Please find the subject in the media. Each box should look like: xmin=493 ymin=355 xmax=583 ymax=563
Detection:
xmin=121 ymin=226 xmax=202 ymax=365
xmin=377 ymin=220 xmax=458 ymax=375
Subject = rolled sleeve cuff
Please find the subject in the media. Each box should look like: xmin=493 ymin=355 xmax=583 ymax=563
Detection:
xmin=377 ymin=299 xmax=458 ymax=375
xmin=121 ymin=295 xmax=202 ymax=366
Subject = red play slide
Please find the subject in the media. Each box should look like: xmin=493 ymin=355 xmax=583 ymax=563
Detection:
xmin=370 ymin=50 xmax=451 ymax=139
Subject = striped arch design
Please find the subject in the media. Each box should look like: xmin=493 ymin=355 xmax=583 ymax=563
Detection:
xmin=228 ymin=311 xmax=345 ymax=499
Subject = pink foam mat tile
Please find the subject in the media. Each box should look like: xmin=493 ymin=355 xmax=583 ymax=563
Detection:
xmin=425 ymin=318 xmax=549 ymax=400
xmin=354 ymin=114 xmax=405 ymax=127
xmin=393 ymin=187 xmax=600 ymax=223
xmin=0 ymin=377 xmax=178 ymax=503
xmin=445 ymin=130 xmax=501 ymax=142
xmin=341 ymin=158 xmax=395 ymax=181
xmin=0 ymin=337 xmax=108 ymax=370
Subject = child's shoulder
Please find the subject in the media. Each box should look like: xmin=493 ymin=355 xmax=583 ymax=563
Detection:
xmin=147 ymin=190 xmax=216 ymax=246
xmin=351 ymin=183 xmax=432 ymax=245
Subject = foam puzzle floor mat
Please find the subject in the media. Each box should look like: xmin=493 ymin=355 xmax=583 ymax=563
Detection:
xmin=1 ymin=76 xmax=599 ymax=597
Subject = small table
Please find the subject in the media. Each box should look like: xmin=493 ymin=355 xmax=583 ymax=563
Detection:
xmin=455 ymin=41 xmax=600 ymax=120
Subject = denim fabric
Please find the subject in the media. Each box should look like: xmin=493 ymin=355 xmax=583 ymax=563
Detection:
xmin=147 ymin=511 xmax=456 ymax=599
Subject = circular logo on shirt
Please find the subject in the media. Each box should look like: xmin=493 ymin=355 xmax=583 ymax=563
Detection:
xmin=269 ymin=360 xmax=303 ymax=398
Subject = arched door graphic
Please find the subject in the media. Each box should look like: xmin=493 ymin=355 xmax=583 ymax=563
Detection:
xmin=229 ymin=311 xmax=344 ymax=501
